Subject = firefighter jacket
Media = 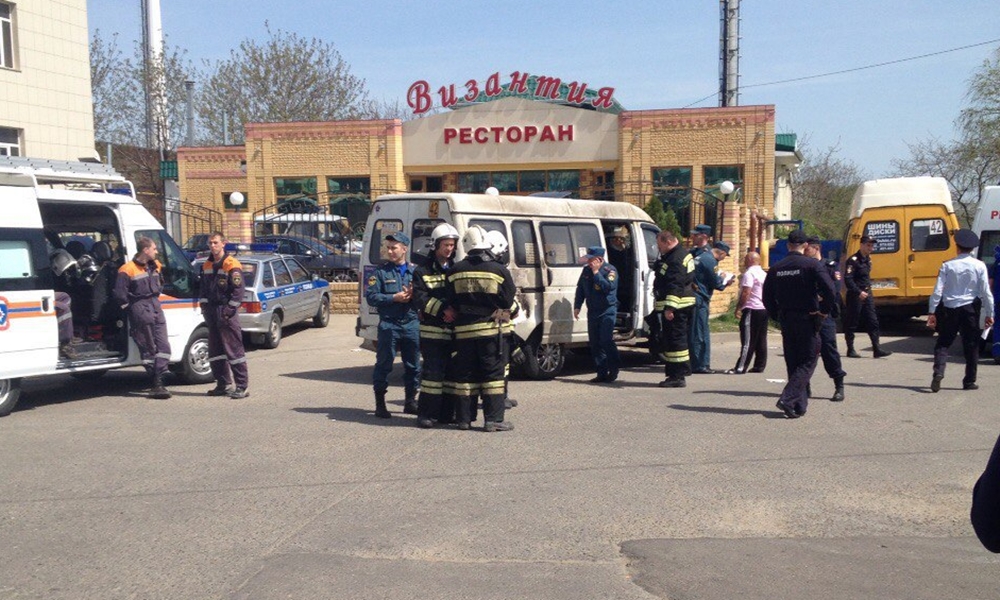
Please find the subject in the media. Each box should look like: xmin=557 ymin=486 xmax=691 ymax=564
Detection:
xmin=446 ymin=252 xmax=516 ymax=339
xmin=199 ymin=253 xmax=245 ymax=315
xmin=653 ymin=244 xmax=696 ymax=312
xmin=114 ymin=258 xmax=165 ymax=324
xmin=412 ymin=255 xmax=452 ymax=340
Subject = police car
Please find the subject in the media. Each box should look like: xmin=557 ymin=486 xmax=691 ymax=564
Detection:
xmin=197 ymin=244 xmax=331 ymax=349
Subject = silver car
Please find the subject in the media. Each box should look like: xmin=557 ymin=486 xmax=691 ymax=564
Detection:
xmin=197 ymin=252 xmax=332 ymax=349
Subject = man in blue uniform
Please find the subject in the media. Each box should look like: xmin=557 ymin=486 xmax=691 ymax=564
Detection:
xmin=927 ymin=228 xmax=994 ymax=392
xmin=689 ymin=224 xmax=729 ymax=373
xmin=805 ymin=236 xmax=847 ymax=402
xmin=199 ymin=232 xmax=249 ymax=399
xmin=844 ymin=235 xmax=891 ymax=358
xmin=366 ymin=232 xmax=420 ymax=419
xmin=574 ymin=246 xmax=620 ymax=383
xmin=763 ymin=229 xmax=837 ymax=419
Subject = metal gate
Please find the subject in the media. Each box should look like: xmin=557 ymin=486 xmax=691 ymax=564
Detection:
xmin=164 ymin=198 xmax=221 ymax=246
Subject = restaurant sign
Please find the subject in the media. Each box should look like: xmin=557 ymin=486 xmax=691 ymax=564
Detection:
xmin=407 ymin=71 xmax=619 ymax=115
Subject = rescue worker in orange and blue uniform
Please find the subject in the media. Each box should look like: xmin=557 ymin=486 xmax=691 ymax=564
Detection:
xmin=199 ymin=232 xmax=249 ymax=399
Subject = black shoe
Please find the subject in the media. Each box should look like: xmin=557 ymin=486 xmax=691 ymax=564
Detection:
xmin=207 ymin=383 xmax=232 ymax=396
xmin=748 ymin=367 xmax=765 ymax=373
xmin=148 ymin=385 xmax=171 ymax=400
xmin=484 ymin=421 xmax=514 ymax=432
xmin=417 ymin=418 xmax=434 ymax=428
xmin=846 ymin=350 xmax=862 ymax=358
xmin=229 ymin=387 xmax=249 ymax=399
xmin=504 ymin=398 xmax=518 ymax=409
xmin=930 ymin=376 xmax=942 ymax=393
xmin=456 ymin=422 xmax=471 ymax=430
xmin=873 ymin=348 xmax=893 ymax=358
xmin=375 ymin=393 xmax=391 ymax=418
xmin=403 ymin=399 xmax=418 ymax=415
xmin=607 ymin=371 xmax=619 ymax=382
xmin=589 ymin=375 xmax=609 ymax=383
xmin=776 ymin=400 xmax=800 ymax=419
xmin=724 ymin=368 xmax=745 ymax=375
xmin=964 ymin=382 xmax=979 ymax=390
xmin=692 ymin=368 xmax=718 ymax=375
xmin=831 ymin=388 xmax=845 ymax=402
xmin=658 ymin=377 xmax=686 ymax=388
xmin=806 ymin=384 xmax=812 ymax=398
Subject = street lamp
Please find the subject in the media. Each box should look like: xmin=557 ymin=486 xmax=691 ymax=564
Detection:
xmin=229 ymin=191 xmax=245 ymax=211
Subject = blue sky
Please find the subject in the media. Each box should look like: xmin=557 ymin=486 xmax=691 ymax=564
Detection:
xmin=86 ymin=0 xmax=1000 ymax=178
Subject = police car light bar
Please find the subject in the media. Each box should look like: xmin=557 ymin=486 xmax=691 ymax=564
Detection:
xmin=224 ymin=242 xmax=278 ymax=253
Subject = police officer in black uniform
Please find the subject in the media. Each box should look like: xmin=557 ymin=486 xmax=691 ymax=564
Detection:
xmin=411 ymin=223 xmax=459 ymax=428
xmin=573 ymin=246 xmax=620 ymax=383
xmin=844 ymin=235 xmax=891 ymax=358
xmin=763 ymin=230 xmax=837 ymax=419
xmin=806 ymin=236 xmax=847 ymax=402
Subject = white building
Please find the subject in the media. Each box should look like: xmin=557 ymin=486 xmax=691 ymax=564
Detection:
xmin=0 ymin=0 xmax=96 ymax=160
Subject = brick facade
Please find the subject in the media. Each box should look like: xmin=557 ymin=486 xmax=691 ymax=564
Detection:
xmin=175 ymin=101 xmax=775 ymax=315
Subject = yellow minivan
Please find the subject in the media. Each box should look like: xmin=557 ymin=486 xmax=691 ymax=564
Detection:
xmin=842 ymin=176 xmax=959 ymax=317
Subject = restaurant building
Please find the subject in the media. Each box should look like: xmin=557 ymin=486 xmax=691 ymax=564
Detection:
xmin=176 ymin=73 xmax=782 ymax=312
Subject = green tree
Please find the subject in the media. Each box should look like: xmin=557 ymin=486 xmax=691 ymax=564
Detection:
xmin=643 ymin=196 xmax=683 ymax=237
xmin=197 ymin=24 xmax=379 ymax=145
xmin=790 ymin=140 xmax=867 ymax=240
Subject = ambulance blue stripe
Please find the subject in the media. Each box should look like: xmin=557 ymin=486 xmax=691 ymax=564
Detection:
xmin=9 ymin=307 xmax=43 ymax=314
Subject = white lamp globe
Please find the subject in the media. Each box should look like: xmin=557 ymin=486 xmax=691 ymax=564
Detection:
xmin=485 ymin=186 xmax=499 ymax=196
xmin=719 ymin=180 xmax=735 ymax=196
xmin=229 ymin=191 xmax=245 ymax=206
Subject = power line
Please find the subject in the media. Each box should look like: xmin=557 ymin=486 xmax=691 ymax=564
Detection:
xmin=683 ymin=37 xmax=1000 ymax=108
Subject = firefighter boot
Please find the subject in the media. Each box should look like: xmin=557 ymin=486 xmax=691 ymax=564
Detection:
xmin=149 ymin=374 xmax=171 ymax=400
xmin=375 ymin=392 xmax=391 ymax=419
xmin=403 ymin=391 xmax=419 ymax=415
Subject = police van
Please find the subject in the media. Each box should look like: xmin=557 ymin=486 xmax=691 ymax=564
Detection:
xmin=971 ymin=185 xmax=1000 ymax=270
xmin=0 ymin=157 xmax=213 ymax=416
xmin=355 ymin=192 xmax=659 ymax=378
xmin=842 ymin=176 xmax=960 ymax=317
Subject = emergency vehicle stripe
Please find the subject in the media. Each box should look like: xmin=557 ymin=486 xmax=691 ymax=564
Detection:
xmin=158 ymin=295 xmax=200 ymax=309
xmin=5 ymin=301 xmax=48 ymax=319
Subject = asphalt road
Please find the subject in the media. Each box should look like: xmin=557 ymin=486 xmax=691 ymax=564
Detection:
xmin=1 ymin=315 xmax=998 ymax=599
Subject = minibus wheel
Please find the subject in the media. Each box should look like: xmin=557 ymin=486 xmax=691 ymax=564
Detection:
xmin=521 ymin=341 xmax=565 ymax=380
xmin=0 ymin=378 xmax=22 ymax=417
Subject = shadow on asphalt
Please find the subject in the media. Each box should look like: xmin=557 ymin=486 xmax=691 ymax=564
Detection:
xmin=282 ymin=365 xmax=371 ymax=385
xmin=292 ymin=405 xmax=426 ymax=427
xmin=669 ymin=403 xmax=788 ymax=419
xmin=16 ymin=370 xmax=153 ymax=414
xmin=848 ymin=381 xmax=934 ymax=393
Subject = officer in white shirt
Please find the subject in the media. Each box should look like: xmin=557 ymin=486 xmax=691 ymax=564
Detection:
xmin=927 ymin=228 xmax=995 ymax=392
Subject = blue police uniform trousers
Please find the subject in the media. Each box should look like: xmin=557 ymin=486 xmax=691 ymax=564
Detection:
xmin=776 ymin=312 xmax=821 ymax=416
xmin=818 ymin=315 xmax=846 ymax=380
xmin=373 ymin=319 xmax=421 ymax=396
xmin=588 ymin=307 xmax=620 ymax=379
xmin=689 ymin=295 xmax=711 ymax=371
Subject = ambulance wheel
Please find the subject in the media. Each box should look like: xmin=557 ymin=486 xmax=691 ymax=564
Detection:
xmin=313 ymin=295 xmax=331 ymax=328
xmin=264 ymin=313 xmax=283 ymax=349
xmin=175 ymin=327 xmax=213 ymax=384
xmin=521 ymin=341 xmax=565 ymax=380
xmin=0 ymin=378 xmax=22 ymax=417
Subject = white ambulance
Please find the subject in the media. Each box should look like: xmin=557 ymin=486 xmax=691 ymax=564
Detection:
xmin=0 ymin=158 xmax=213 ymax=416
xmin=355 ymin=192 xmax=660 ymax=379
xmin=971 ymin=185 xmax=1000 ymax=270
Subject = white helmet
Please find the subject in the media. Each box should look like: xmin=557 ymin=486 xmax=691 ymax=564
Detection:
xmin=462 ymin=225 xmax=492 ymax=254
xmin=430 ymin=223 xmax=460 ymax=247
xmin=484 ymin=230 xmax=508 ymax=257
xmin=50 ymin=249 xmax=78 ymax=277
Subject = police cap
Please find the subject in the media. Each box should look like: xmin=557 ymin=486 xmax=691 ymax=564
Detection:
xmin=806 ymin=235 xmax=822 ymax=245
xmin=954 ymin=228 xmax=979 ymax=249
xmin=712 ymin=241 xmax=731 ymax=256
xmin=860 ymin=235 xmax=875 ymax=245
xmin=583 ymin=246 xmax=606 ymax=260
xmin=787 ymin=229 xmax=808 ymax=244
xmin=385 ymin=232 xmax=411 ymax=246
xmin=691 ymin=224 xmax=713 ymax=236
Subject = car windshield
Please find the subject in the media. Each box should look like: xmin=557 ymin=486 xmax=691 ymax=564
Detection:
xmin=183 ymin=235 xmax=206 ymax=250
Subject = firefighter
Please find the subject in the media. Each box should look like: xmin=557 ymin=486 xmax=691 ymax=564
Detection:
xmin=652 ymin=230 xmax=696 ymax=388
xmin=113 ymin=236 xmax=172 ymax=399
xmin=446 ymin=225 xmax=516 ymax=432
xmin=412 ymin=223 xmax=459 ymax=428
xmin=199 ymin=232 xmax=249 ymax=399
